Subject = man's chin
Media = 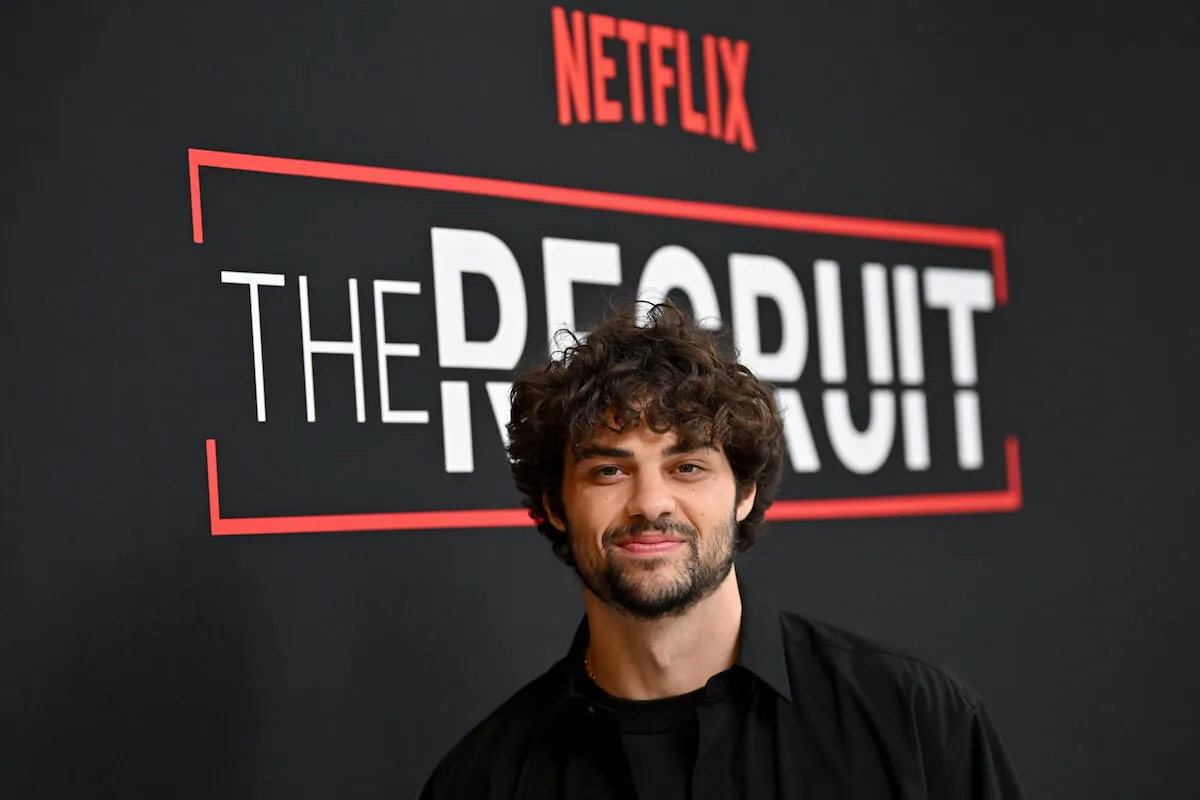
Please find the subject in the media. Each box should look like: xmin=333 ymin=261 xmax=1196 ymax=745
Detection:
xmin=613 ymin=591 xmax=698 ymax=620
xmin=605 ymin=574 xmax=697 ymax=616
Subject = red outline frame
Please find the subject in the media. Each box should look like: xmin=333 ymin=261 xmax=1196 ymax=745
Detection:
xmin=191 ymin=148 xmax=1021 ymax=535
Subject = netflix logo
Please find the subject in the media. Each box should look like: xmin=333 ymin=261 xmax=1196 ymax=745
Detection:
xmin=551 ymin=7 xmax=756 ymax=152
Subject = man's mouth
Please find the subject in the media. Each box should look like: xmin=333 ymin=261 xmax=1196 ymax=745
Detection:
xmin=614 ymin=533 xmax=686 ymax=554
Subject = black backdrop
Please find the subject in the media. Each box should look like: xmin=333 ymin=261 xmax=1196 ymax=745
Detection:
xmin=4 ymin=2 xmax=1198 ymax=798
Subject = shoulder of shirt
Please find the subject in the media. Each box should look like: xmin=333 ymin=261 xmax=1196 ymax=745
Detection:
xmin=778 ymin=608 xmax=984 ymax=716
xmin=773 ymin=610 xmax=1009 ymax=794
xmin=420 ymin=658 xmax=569 ymax=798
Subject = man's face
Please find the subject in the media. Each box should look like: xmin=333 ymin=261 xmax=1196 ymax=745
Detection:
xmin=545 ymin=420 xmax=757 ymax=620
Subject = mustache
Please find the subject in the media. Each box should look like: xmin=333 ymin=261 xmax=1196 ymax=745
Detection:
xmin=602 ymin=517 xmax=699 ymax=547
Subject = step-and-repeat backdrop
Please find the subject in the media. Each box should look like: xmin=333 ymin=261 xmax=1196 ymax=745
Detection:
xmin=5 ymin=2 xmax=1196 ymax=798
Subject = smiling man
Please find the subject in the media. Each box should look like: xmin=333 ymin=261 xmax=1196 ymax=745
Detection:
xmin=421 ymin=301 xmax=1025 ymax=800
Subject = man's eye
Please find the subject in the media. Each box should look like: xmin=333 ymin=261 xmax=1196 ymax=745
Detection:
xmin=677 ymin=463 xmax=703 ymax=474
xmin=596 ymin=466 xmax=621 ymax=477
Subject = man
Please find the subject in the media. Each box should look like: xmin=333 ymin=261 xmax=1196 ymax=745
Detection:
xmin=421 ymin=301 xmax=1025 ymax=799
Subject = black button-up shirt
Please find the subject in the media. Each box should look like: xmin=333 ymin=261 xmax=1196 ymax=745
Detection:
xmin=421 ymin=582 xmax=1026 ymax=799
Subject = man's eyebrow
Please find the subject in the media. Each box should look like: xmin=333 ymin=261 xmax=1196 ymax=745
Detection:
xmin=662 ymin=441 xmax=718 ymax=457
xmin=573 ymin=445 xmax=634 ymax=461
xmin=572 ymin=442 xmax=717 ymax=461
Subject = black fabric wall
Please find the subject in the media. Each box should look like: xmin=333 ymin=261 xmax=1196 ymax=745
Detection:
xmin=4 ymin=2 xmax=1197 ymax=798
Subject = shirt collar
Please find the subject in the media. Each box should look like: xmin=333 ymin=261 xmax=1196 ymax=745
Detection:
xmin=734 ymin=579 xmax=794 ymax=701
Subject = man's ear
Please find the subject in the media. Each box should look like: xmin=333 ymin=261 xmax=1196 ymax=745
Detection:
xmin=543 ymin=492 xmax=566 ymax=532
xmin=735 ymin=483 xmax=758 ymax=523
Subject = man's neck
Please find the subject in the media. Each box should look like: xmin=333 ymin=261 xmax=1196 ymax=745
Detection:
xmin=582 ymin=570 xmax=742 ymax=700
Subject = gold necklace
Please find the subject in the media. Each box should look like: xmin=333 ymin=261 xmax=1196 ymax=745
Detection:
xmin=584 ymin=647 xmax=598 ymax=683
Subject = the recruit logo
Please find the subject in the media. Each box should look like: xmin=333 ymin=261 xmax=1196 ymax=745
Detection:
xmin=191 ymin=149 xmax=1021 ymax=536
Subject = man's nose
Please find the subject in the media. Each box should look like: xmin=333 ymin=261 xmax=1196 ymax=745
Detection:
xmin=625 ymin=470 xmax=676 ymax=521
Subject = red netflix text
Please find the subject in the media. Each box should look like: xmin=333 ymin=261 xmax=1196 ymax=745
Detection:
xmin=551 ymin=7 xmax=756 ymax=153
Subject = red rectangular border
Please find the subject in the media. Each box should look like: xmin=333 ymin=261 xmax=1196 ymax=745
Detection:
xmin=192 ymin=148 xmax=1020 ymax=535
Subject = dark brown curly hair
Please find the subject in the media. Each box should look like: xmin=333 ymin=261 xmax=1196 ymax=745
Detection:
xmin=506 ymin=300 xmax=785 ymax=567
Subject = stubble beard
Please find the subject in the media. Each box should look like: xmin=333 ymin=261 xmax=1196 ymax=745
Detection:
xmin=569 ymin=511 xmax=739 ymax=621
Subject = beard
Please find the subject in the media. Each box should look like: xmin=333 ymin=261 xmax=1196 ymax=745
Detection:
xmin=568 ymin=510 xmax=739 ymax=621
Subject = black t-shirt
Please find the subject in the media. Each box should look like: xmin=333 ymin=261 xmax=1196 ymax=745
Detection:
xmin=581 ymin=677 xmax=709 ymax=800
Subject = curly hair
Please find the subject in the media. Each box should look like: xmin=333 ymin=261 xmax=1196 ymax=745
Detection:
xmin=506 ymin=300 xmax=785 ymax=567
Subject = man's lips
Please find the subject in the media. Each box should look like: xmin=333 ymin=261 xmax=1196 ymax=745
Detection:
xmin=619 ymin=533 xmax=682 ymax=545
xmin=614 ymin=533 xmax=686 ymax=554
